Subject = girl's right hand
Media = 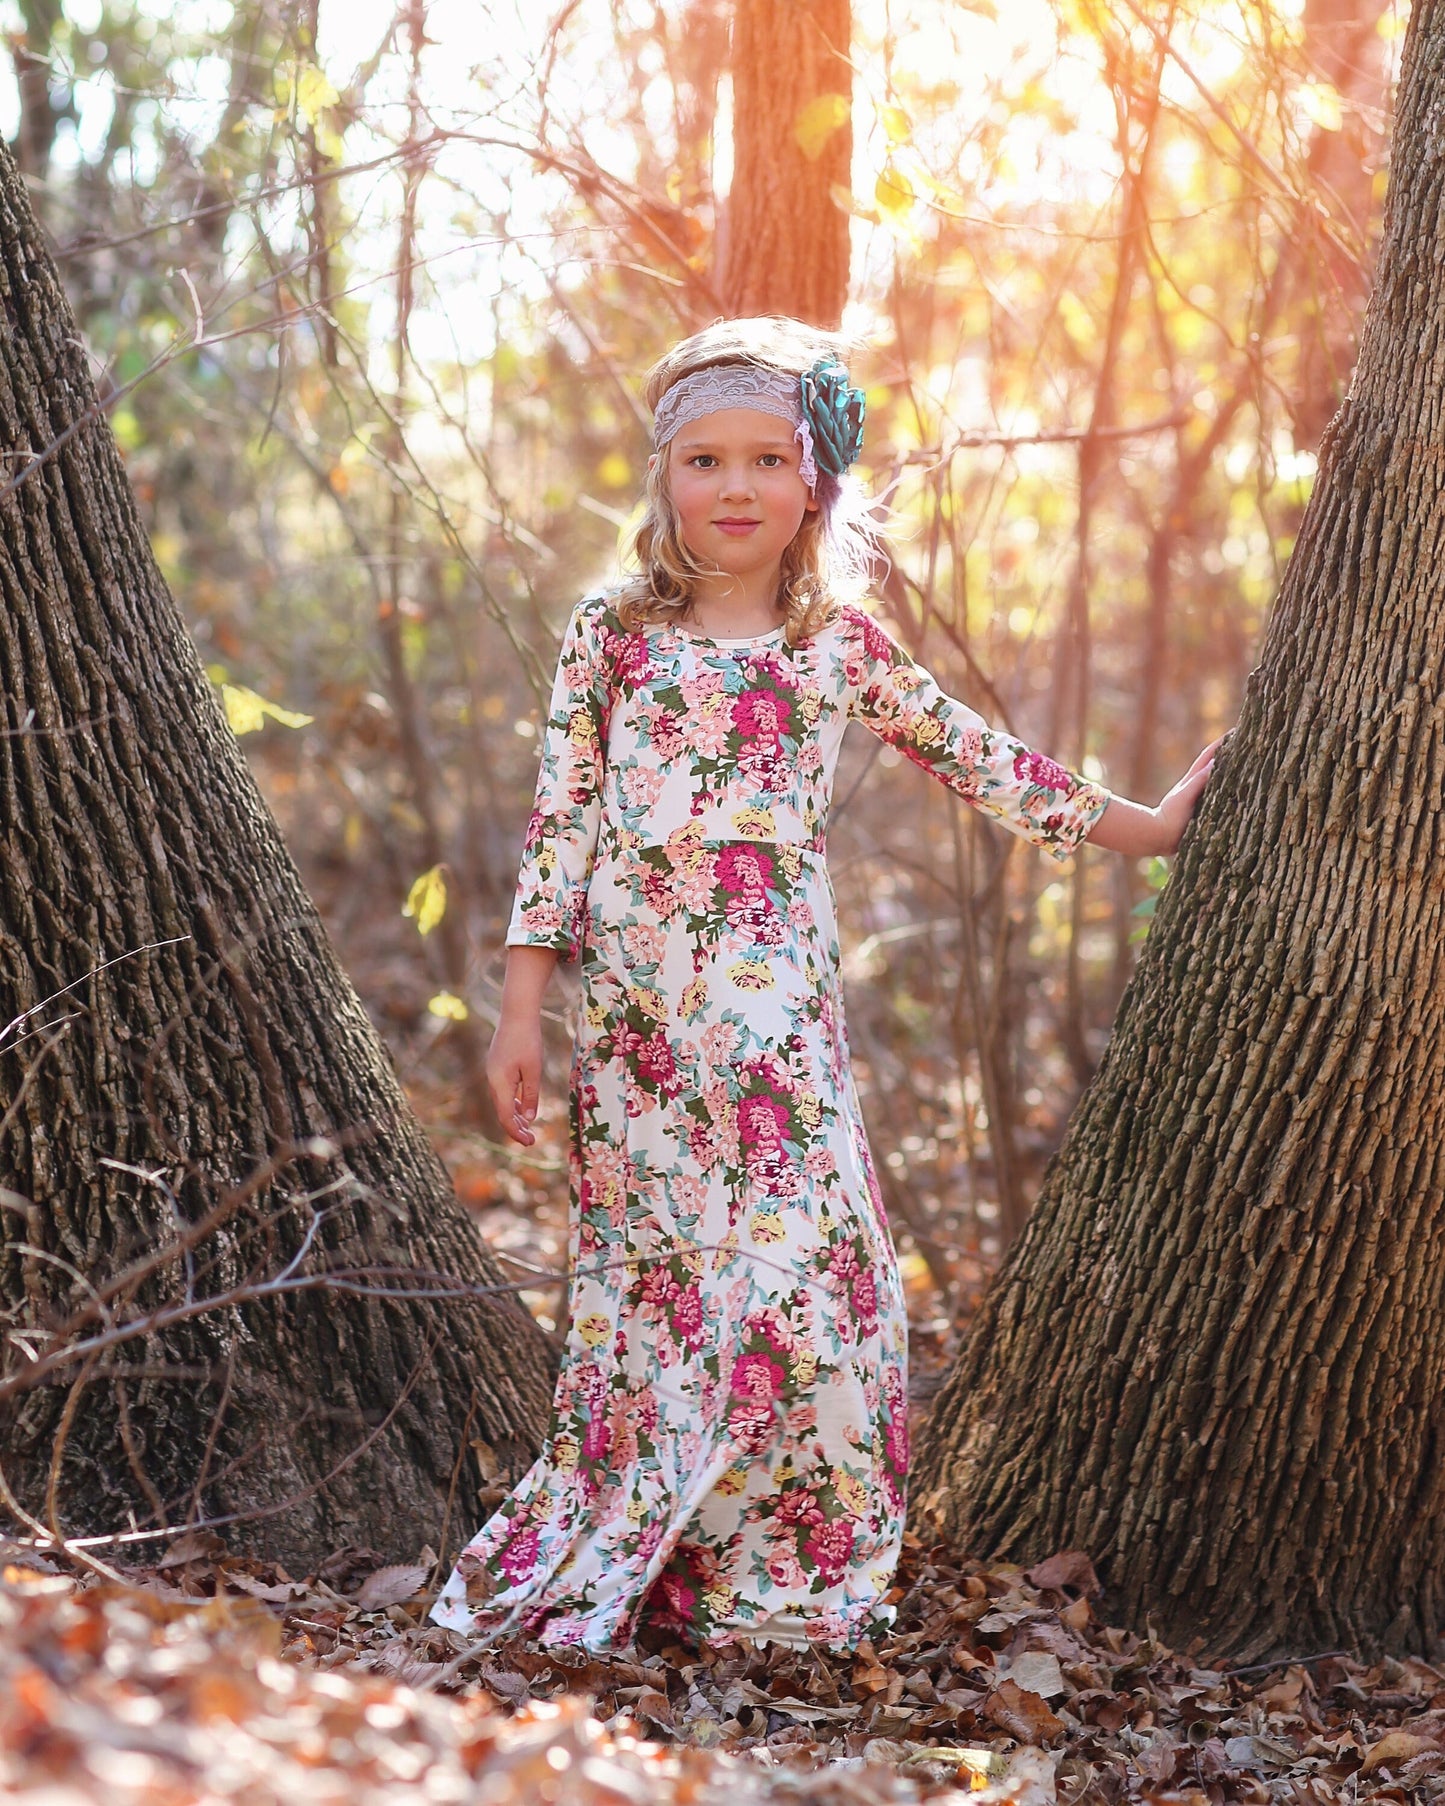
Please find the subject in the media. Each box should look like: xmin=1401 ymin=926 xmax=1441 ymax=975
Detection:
xmin=487 ymin=1014 xmax=544 ymax=1146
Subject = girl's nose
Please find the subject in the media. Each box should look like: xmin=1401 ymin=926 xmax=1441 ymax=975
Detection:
xmin=718 ymin=464 xmax=756 ymax=499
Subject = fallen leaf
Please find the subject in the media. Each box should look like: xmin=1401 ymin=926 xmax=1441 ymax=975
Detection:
xmin=1004 ymin=1652 xmax=1067 ymax=1700
xmin=986 ymin=1677 xmax=1066 ymax=1746
xmin=1026 ymin=1552 xmax=1102 ymax=1597
xmin=1362 ymin=1732 xmax=1441 ymax=1776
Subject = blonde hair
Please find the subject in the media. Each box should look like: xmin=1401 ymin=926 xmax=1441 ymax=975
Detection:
xmin=617 ymin=316 xmax=880 ymax=646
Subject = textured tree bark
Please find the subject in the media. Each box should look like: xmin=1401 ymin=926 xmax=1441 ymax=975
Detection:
xmin=914 ymin=0 xmax=1445 ymax=1662
xmin=719 ymin=0 xmax=851 ymax=327
xmin=0 ymin=136 xmax=552 ymax=1568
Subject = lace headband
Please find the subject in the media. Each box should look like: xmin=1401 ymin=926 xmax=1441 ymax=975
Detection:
xmin=651 ymin=360 xmax=867 ymax=493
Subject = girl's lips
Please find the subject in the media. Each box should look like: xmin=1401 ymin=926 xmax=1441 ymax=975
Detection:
xmin=714 ymin=518 xmax=761 ymax=536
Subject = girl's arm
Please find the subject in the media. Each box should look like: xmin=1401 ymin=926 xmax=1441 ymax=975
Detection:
xmin=494 ymin=598 xmax=610 ymax=1145
xmin=1085 ymin=740 xmax=1219 ymax=857
xmin=846 ymin=609 xmax=1216 ymax=861
xmin=488 ymin=946 xmax=559 ymax=1146
xmin=845 ymin=609 xmax=1108 ymax=862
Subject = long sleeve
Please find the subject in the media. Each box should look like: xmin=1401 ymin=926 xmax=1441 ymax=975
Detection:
xmin=506 ymin=599 xmax=610 ymax=959
xmin=842 ymin=606 xmax=1109 ymax=863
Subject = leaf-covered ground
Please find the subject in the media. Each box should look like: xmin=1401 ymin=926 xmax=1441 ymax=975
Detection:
xmin=5 ymin=1533 xmax=1445 ymax=1805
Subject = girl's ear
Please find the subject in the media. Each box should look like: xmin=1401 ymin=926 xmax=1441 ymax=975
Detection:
xmin=647 ymin=452 xmax=658 ymax=476
xmin=804 ymin=491 xmax=820 ymax=514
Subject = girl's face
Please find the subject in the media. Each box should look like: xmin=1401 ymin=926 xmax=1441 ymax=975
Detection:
xmin=658 ymin=408 xmax=818 ymax=592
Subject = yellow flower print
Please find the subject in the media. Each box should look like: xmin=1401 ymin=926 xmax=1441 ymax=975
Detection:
xmin=910 ymin=712 xmax=945 ymax=747
xmin=577 ymin=1314 xmax=611 ymax=1348
xmin=567 ymin=707 xmax=596 ymax=749
xmin=792 ymin=1349 xmax=819 ymax=1389
xmin=625 ymin=1495 xmax=646 ymax=1523
xmin=704 ymin=1585 xmax=739 ymax=1616
xmin=835 ymin=1469 xmax=869 ymax=1517
xmin=800 ymin=690 xmax=823 ymax=725
xmin=728 ymin=960 xmax=774 ymax=992
xmin=750 ymin=1211 xmax=786 ymax=1245
xmin=780 ymin=848 xmax=803 ymax=882
xmin=732 ymin=805 xmax=776 ymax=840
xmin=585 ymin=998 xmax=608 ymax=1030
xmin=665 ymin=819 xmax=708 ymax=873
xmin=553 ymin=1434 xmax=580 ymax=1472
xmin=715 ymin=1466 xmax=749 ymax=1497
xmin=797 ymin=1093 xmax=822 ymax=1130
xmin=630 ymin=985 xmax=667 ymax=1020
xmin=679 ymin=976 xmax=709 ymax=1022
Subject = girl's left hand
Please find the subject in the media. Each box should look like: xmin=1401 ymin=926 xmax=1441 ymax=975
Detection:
xmin=1086 ymin=736 xmax=1224 ymax=857
xmin=1152 ymin=736 xmax=1223 ymax=854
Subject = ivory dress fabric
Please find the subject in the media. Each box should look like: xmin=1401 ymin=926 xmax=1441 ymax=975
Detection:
xmin=431 ymin=597 xmax=1108 ymax=1652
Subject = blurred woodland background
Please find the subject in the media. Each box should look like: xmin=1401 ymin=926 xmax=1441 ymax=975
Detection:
xmin=4 ymin=0 xmax=1400 ymax=1352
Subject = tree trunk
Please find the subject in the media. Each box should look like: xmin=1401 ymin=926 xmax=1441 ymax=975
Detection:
xmin=0 ymin=135 xmax=553 ymax=1570
xmin=719 ymin=0 xmax=851 ymax=327
xmin=914 ymin=0 xmax=1445 ymax=1662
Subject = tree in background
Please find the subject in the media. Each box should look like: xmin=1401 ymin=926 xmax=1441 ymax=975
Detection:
xmin=0 ymin=125 xmax=552 ymax=1566
xmin=720 ymin=0 xmax=852 ymax=326
xmin=915 ymin=0 xmax=1445 ymax=1660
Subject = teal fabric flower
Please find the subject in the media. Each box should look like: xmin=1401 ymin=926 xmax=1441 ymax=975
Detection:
xmin=800 ymin=358 xmax=866 ymax=477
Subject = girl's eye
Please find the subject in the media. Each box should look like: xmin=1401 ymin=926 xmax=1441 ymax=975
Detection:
xmin=758 ymin=454 xmax=783 ymax=468
xmin=688 ymin=454 xmax=717 ymax=468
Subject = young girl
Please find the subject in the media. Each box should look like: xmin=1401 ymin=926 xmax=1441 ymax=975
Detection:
xmin=431 ymin=316 xmax=1215 ymax=1654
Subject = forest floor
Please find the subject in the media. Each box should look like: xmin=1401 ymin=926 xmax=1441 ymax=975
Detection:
xmin=4 ymin=1530 xmax=1445 ymax=1805
xmin=9 ymin=1055 xmax=1441 ymax=1800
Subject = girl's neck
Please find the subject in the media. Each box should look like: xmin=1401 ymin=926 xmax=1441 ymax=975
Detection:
xmin=685 ymin=569 xmax=784 ymax=638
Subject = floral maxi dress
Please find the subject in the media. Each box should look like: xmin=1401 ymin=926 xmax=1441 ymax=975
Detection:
xmin=432 ymin=598 xmax=1108 ymax=1652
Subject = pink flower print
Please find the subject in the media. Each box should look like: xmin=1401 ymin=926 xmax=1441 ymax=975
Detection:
xmin=497 ymin=1526 xmax=541 ymax=1587
xmin=649 ymin=709 xmax=687 ymax=763
xmin=1014 ymin=747 xmax=1070 ymax=793
xmin=607 ymin=627 xmax=654 ymax=691
xmin=638 ymin=1264 xmax=680 ymax=1311
xmin=732 ymin=1350 xmax=785 ymax=1402
xmin=859 ymin=612 xmax=893 ymax=667
xmin=716 ymin=844 xmax=774 ymax=896
xmin=766 ymin=1550 xmax=807 ymax=1589
xmin=701 ymin=1020 xmax=743 ymax=1065
xmin=517 ymin=900 xmax=564 ymax=937
xmin=773 ymin=1486 xmax=827 ymax=1529
xmin=653 ymin=1572 xmax=697 ymax=1627
xmin=635 ymin=1520 xmax=667 ymax=1564
xmin=739 ymin=1093 xmax=789 ymax=1152
xmin=851 ymin=1267 xmax=879 ymax=1333
xmin=804 ymin=1517 xmax=855 ymax=1585
xmin=635 ymin=1031 xmax=679 ymax=1094
xmin=957 ymin=726 xmax=985 ymax=769
xmin=623 ymin=921 xmax=666 ymax=966
xmin=885 ymin=1412 xmax=909 ymax=1479
xmin=621 ymin=765 xmax=665 ymax=811
xmin=787 ymin=897 xmax=815 ymax=932
xmin=731 ymin=689 xmax=791 ymax=740
xmin=728 ymin=1398 xmax=777 ymax=1451
xmin=640 ymin=866 xmax=681 ymax=921
xmin=582 ymin=1411 xmax=612 ymax=1465
xmin=690 ymin=708 xmax=731 ymax=758
xmin=827 ymin=1240 xmax=861 ymax=1287
xmin=679 ymin=668 xmax=726 ymax=710
xmin=673 ymin=1283 xmax=705 ymax=1349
